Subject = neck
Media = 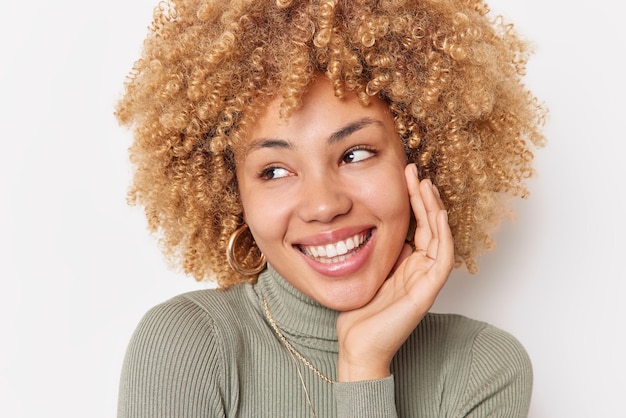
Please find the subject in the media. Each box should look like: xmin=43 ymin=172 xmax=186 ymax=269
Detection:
xmin=252 ymin=265 xmax=339 ymax=352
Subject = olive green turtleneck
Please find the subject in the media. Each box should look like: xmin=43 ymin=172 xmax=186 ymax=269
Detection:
xmin=118 ymin=266 xmax=532 ymax=417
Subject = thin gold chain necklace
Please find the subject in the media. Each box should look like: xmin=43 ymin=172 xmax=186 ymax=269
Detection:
xmin=262 ymin=297 xmax=335 ymax=384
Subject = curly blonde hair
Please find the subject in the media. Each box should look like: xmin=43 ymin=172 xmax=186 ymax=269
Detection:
xmin=116 ymin=0 xmax=546 ymax=288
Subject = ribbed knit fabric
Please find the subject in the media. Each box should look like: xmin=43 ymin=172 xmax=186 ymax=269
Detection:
xmin=118 ymin=265 xmax=532 ymax=417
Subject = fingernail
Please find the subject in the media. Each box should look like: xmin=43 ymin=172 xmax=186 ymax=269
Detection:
xmin=411 ymin=164 xmax=418 ymax=177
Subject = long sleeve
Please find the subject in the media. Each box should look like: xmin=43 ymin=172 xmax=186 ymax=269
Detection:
xmin=334 ymin=376 xmax=398 ymax=417
xmin=458 ymin=326 xmax=533 ymax=417
xmin=117 ymin=298 xmax=227 ymax=418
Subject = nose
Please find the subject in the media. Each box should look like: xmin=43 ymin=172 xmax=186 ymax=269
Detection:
xmin=297 ymin=173 xmax=352 ymax=223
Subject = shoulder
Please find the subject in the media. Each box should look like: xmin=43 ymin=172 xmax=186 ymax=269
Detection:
xmin=422 ymin=313 xmax=531 ymax=373
xmin=124 ymin=286 xmax=254 ymax=374
xmin=122 ymin=288 xmax=234 ymax=377
xmin=422 ymin=313 xmax=533 ymax=416
xmin=421 ymin=313 xmax=529 ymax=356
xmin=415 ymin=313 xmax=532 ymax=380
xmin=118 ymin=285 xmax=252 ymax=416
xmin=127 ymin=284 xmax=252 ymax=352
xmin=467 ymin=319 xmax=532 ymax=378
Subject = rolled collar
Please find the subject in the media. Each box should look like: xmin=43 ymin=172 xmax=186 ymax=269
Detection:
xmin=250 ymin=264 xmax=339 ymax=353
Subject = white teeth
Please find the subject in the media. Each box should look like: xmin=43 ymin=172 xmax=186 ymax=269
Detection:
xmin=336 ymin=241 xmax=348 ymax=256
xmin=319 ymin=254 xmax=347 ymax=264
xmin=301 ymin=232 xmax=369 ymax=262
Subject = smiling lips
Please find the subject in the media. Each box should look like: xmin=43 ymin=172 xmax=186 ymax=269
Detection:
xmin=297 ymin=231 xmax=372 ymax=264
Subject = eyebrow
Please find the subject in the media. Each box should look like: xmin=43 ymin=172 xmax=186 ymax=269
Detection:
xmin=329 ymin=117 xmax=381 ymax=144
xmin=247 ymin=117 xmax=383 ymax=151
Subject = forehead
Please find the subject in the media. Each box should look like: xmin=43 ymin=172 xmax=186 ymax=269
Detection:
xmin=246 ymin=77 xmax=394 ymax=143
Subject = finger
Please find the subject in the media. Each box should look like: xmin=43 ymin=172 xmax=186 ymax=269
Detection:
xmin=430 ymin=180 xmax=446 ymax=209
xmin=404 ymin=211 xmax=453 ymax=311
xmin=405 ymin=164 xmax=432 ymax=251
xmin=393 ymin=212 xmax=453 ymax=326
xmin=421 ymin=180 xmax=446 ymax=236
xmin=429 ymin=210 xmax=454 ymax=284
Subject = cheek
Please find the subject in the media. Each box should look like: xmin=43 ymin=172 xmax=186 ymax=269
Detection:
xmin=360 ymin=167 xmax=410 ymax=218
xmin=240 ymin=188 xmax=291 ymax=249
xmin=361 ymin=170 xmax=411 ymax=256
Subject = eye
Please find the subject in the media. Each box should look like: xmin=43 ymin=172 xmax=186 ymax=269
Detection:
xmin=342 ymin=147 xmax=376 ymax=164
xmin=259 ymin=166 xmax=291 ymax=180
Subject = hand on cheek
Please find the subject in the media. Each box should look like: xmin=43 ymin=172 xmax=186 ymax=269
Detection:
xmin=336 ymin=164 xmax=454 ymax=382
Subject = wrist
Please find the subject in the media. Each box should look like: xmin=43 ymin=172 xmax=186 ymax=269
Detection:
xmin=337 ymin=354 xmax=391 ymax=382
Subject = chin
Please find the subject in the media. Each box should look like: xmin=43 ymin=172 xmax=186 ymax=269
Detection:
xmin=318 ymin=287 xmax=377 ymax=312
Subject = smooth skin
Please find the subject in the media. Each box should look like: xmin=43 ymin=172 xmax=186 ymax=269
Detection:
xmin=236 ymin=74 xmax=454 ymax=383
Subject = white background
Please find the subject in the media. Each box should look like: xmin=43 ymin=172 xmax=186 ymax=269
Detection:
xmin=1 ymin=0 xmax=624 ymax=417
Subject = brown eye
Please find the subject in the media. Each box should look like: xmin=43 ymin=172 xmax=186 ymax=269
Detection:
xmin=260 ymin=167 xmax=290 ymax=180
xmin=342 ymin=148 xmax=375 ymax=164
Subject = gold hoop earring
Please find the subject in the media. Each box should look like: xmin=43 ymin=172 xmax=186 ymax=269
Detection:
xmin=227 ymin=224 xmax=267 ymax=276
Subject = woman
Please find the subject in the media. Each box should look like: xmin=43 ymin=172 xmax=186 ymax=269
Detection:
xmin=116 ymin=0 xmax=545 ymax=416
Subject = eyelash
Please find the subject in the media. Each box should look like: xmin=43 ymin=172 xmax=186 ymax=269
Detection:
xmin=256 ymin=146 xmax=378 ymax=181
xmin=257 ymin=166 xmax=290 ymax=181
xmin=341 ymin=146 xmax=377 ymax=164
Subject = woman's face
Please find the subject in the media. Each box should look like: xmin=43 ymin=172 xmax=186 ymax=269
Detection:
xmin=235 ymin=76 xmax=410 ymax=311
